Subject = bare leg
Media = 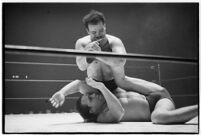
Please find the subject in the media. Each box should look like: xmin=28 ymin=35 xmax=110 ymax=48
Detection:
xmin=151 ymin=98 xmax=198 ymax=124
xmin=115 ymin=75 xmax=164 ymax=95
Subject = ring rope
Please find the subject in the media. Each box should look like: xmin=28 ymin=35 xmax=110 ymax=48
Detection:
xmin=5 ymin=61 xmax=77 ymax=67
xmin=5 ymin=45 xmax=198 ymax=64
xmin=5 ymin=79 xmax=158 ymax=83
xmin=171 ymin=94 xmax=198 ymax=97
xmin=4 ymin=97 xmax=79 ymax=100
xmin=5 ymin=51 xmax=68 ymax=58
xmin=5 ymin=61 xmax=155 ymax=69
xmin=5 ymin=79 xmax=73 ymax=82
xmin=161 ymin=76 xmax=198 ymax=82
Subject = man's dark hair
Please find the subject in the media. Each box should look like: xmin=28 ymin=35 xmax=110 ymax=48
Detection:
xmin=76 ymin=96 xmax=98 ymax=122
xmin=82 ymin=9 xmax=106 ymax=29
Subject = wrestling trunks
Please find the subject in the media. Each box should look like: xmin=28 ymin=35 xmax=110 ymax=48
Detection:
xmin=94 ymin=79 xmax=118 ymax=93
xmin=145 ymin=89 xmax=175 ymax=113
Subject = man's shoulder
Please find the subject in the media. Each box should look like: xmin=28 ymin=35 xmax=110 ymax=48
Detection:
xmin=106 ymin=34 xmax=121 ymax=40
xmin=76 ymin=35 xmax=91 ymax=44
xmin=78 ymin=35 xmax=90 ymax=41
xmin=106 ymin=34 xmax=122 ymax=44
xmin=75 ymin=36 xmax=90 ymax=48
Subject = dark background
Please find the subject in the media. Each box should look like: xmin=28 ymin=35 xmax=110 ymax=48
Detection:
xmin=4 ymin=3 xmax=199 ymax=114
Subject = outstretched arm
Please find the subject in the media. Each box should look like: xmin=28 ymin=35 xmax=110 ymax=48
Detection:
xmin=86 ymin=78 xmax=125 ymax=123
xmin=49 ymin=80 xmax=82 ymax=108
xmin=57 ymin=80 xmax=84 ymax=96
xmin=50 ymin=80 xmax=97 ymax=108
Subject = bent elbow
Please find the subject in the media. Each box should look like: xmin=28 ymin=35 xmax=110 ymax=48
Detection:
xmin=112 ymin=58 xmax=126 ymax=66
xmin=119 ymin=58 xmax=126 ymax=66
xmin=113 ymin=115 xmax=123 ymax=123
xmin=78 ymin=66 xmax=87 ymax=71
xmin=121 ymin=108 xmax=125 ymax=115
xmin=114 ymin=109 xmax=125 ymax=123
xmin=110 ymin=116 xmax=122 ymax=123
xmin=74 ymin=79 xmax=81 ymax=83
xmin=76 ymin=61 xmax=87 ymax=71
xmin=112 ymin=119 xmax=121 ymax=123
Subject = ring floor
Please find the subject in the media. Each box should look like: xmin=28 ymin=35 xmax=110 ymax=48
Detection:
xmin=5 ymin=113 xmax=198 ymax=133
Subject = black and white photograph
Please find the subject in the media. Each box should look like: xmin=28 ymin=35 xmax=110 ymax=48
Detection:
xmin=3 ymin=2 xmax=199 ymax=133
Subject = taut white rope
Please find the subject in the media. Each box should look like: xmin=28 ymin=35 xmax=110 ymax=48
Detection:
xmin=5 ymin=44 xmax=198 ymax=64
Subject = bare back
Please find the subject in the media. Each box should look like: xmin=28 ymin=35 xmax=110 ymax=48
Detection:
xmin=114 ymin=88 xmax=151 ymax=122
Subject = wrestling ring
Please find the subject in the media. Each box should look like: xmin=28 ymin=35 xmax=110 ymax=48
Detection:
xmin=4 ymin=44 xmax=199 ymax=133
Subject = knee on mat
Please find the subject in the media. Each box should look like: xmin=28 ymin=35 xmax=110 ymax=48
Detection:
xmin=151 ymin=111 xmax=170 ymax=124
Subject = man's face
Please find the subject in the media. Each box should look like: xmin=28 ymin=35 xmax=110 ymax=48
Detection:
xmin=81 ymin=92 xmax=105 ymax=114
xmin=87 ymin=21 xmax=106 ymax=41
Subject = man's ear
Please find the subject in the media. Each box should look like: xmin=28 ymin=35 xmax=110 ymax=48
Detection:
xmin=84 ymin=119 xmax=89 ymax=122
xmin=103 ymin=24 xmax=106 ymax=30
xmin=89 ymin=108 xmax=94 ymax=113
xmin=86 ymin=28 xmax=89 ymax=34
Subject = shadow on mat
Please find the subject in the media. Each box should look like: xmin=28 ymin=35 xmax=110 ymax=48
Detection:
xmin=49 ymin=121 xmax=122 ymax=126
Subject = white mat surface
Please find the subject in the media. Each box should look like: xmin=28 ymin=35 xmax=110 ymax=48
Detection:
xmin=5 ymin=113 xmax=198 ymax=133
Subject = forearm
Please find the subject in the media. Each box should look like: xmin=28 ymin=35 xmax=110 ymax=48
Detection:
xmin=99 ymin=85 xmax=125 ymax=117
xmin=58 ymin=80 xmax=82 ymax=96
